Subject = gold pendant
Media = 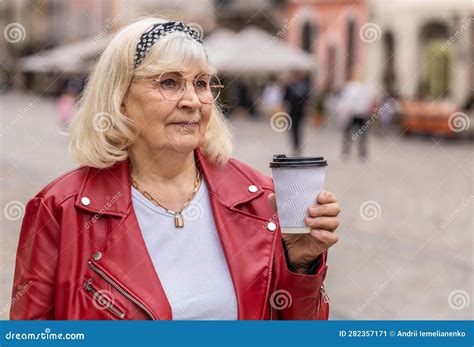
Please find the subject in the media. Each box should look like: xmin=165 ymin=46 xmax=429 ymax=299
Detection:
xmin=174 ymin=212 xmax=184 ymax=228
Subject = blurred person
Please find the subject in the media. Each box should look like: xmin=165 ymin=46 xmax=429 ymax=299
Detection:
xmin=339 ymin=79 xmax=376 ymax=161
xmin=461 ymin=91 xmax=474 ymax=136
xmin=462 ymin=91 xmax=474 ymax=113
xmin=309 ymin=83 xmax=330 ymax=128
xmin=57 ymin=85 xmax=76 ymax=127
xmin=284 ymin=71 xmax=311 ymax=156
xmin=57 ymin=79 xmax=84 ymax=127
xmin=10 ymin=18 xmax=340 ymax=320
xmin=261 ymin=75 xmax=284 ymax=119
xmin=233 ymin=80 xmax=255 ymax=118
xmin=377 ymin=90 xmax=399 ymax=135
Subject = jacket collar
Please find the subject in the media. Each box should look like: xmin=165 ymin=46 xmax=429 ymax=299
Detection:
xmin=75 ymin=148 xmax=264 ymax=216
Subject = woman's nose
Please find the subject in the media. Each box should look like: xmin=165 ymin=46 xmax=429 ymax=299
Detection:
xmin=178 ymin=80 xmax=201 ymax=108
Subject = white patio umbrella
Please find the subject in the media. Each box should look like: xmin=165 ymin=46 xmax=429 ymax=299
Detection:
xmin=204 ymin=26 xmax=316 ymax=75
xmin=203 ymin=28 xmax=237 ymax=71
xmin=19 ymin=35 xmax=111 ymax=74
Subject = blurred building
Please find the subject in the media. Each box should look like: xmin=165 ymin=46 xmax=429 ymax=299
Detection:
xmin=1 ymin=0 xmax=215 ymax=93
xmin=2 ymin=0 xmax=215 ymax=55
xmin=1 ymin=0 xmax=121 ymax=92
xmin=1 ymin=0 xmax=117 ymax=58
xmin=285 ymin=0 xmax=368 ymax=93
xmin=214 ymin=0 xmax=287 ymax=33
xmin=366 ymin=0 xmax=473 ymax=105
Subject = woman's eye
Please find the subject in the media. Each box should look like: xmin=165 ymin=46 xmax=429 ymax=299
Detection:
xmin=160 ymin=78 xmax=178 ymax=89
xmin=195 ymin=80 xmax=208 ymax=89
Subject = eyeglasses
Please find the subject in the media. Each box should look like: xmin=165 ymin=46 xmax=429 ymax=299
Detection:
xmin=141 ymin=72 xmax=224 ymax=104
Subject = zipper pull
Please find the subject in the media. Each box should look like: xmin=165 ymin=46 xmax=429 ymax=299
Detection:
xmin=83 ymin=278 xmax=93 ymax=291
xmin=83 ymin=278 xmax=126 ymax=319
xmin=321 ymin=285 xmax=330 ymax=303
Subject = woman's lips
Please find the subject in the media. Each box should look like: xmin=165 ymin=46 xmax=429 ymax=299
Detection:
xmin=170 ymin=121 xmax=198 ymax=128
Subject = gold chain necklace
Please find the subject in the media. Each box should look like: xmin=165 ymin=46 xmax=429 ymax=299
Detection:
xmin=130 ymin=165 xmax=202 ymax=228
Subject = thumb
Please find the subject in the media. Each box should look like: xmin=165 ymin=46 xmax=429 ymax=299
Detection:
xmin=268 ymin=193 xmax=277 ymax=212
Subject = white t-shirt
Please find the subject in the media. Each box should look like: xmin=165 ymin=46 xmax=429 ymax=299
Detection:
xmin=131 ymin=179 xmax=238 ymax=320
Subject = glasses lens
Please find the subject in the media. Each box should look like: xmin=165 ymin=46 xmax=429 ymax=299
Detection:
xmin=158 ymin=72 xmax=184 ymax=101
xmin=195 ymin=73 xmax=223 ymax=103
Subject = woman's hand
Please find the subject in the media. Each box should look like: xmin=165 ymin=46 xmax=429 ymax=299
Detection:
xmin=268 ymin=191 xmax=341 ymax=274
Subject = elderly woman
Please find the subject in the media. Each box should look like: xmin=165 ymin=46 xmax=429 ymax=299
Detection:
xmin=10 ymin=18 xmax=340 ymax=320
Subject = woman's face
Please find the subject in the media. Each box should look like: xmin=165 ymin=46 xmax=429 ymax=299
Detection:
xmin=122 ymin=69 xmax=213 ymax=155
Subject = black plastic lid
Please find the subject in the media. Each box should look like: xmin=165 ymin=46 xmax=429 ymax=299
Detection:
xmin=270 ymin=154 xmax=328 ymax=168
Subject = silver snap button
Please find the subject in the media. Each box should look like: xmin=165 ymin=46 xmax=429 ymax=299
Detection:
xmin=267 ymin=222 xmax=277 ymax=231
xmin=248 ymin=185 xmax=258 ymax=193
xmin=81 ymin=197 xmax=91 ymax=206
xmin=92 ymin=252 xmax=102 ymax=261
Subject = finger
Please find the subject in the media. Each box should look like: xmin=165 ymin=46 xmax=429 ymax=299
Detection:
xmin=305 ymin=216 xmax=340 ymax=231
xmin=268 ymin=193 xmax=277 ymax=212
xmin=308 ymin=203 xmax=341 ymax=217
xmin=316 ymin=191 xmax=337 ymax=205
xmin=309 ymin=229 xmax=339 ymax=247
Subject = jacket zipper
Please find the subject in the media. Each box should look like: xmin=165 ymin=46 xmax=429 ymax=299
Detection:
xmin=316 ymin=284 xmax=329 ymax=316
xmin=270 ymin=285 xmax=329 ymax=320
xmin=83 ymin=278 xmax=126 ymax=319
xmin=321 ymin=284 xmax=330 ymax=303
xmin=269 ymin=285 xmax=329 ymax=320
xmin=88 ymin=261 xmax=157 ymax=320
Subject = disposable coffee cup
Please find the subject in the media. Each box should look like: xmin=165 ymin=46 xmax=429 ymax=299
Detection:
xmin=270 ymin=154 xmax=328 ymax=234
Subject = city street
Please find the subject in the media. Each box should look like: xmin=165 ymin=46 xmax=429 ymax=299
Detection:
xmin=1 ymin=91 xmax=472 ymax=320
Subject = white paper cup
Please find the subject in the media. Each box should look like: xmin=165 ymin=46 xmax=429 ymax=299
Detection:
xmin=270 ymin=154 xmax=328 ymax=234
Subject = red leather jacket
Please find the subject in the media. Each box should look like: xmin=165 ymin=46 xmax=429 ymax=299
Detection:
xmin=10 ymin=148 xmax=329 ymax=320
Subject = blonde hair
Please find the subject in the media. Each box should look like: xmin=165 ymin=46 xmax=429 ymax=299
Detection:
xmin=69 ymin=17 xmax=233 ymax=169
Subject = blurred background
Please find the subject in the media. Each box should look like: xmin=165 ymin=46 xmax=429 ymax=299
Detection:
xmin=1 ymin=0 xmax=472 ymax=320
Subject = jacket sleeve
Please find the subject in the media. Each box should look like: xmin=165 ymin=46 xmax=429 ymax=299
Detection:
xmin=10 ymin=197 xmax=60 ymax=320
xmin=271 ymin=234 xmax=329 ymax=320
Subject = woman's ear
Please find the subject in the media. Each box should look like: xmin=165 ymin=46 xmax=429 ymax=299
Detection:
xmin=120 ymin=99 xmax=127 ymax=115
xmin=120 ymin=85 xmax=131 ymax=115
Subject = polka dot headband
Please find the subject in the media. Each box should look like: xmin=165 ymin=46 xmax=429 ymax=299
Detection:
xmin=134 ymin=21 xmax=203 ymax=68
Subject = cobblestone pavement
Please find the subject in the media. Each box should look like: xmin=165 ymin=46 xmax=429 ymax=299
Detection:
xmin=1 ymin=92 xmax=472 ymax=319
